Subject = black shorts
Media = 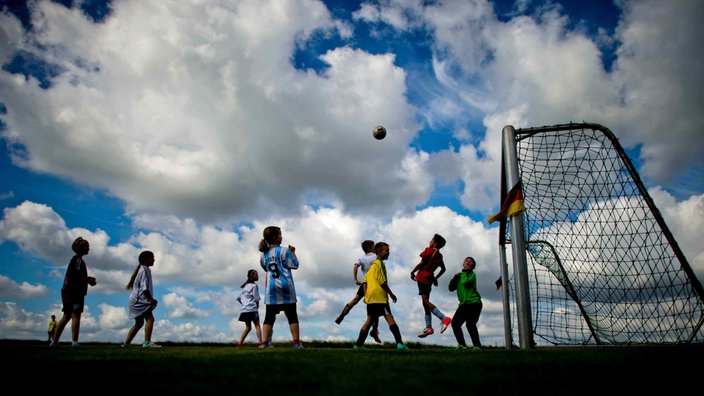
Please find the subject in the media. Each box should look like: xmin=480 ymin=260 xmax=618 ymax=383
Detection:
xmin=61 ymin=295 xmax=85 ymax=314
xmin=238 ymin=311 xmax=260 ymax=323
xmin=417 ymin=281 xmax=432 ymax=295
xmin=263 ymin=303 xmax=298 ymax=326
xmin=366 ymin=303 xmax=392 ymax=319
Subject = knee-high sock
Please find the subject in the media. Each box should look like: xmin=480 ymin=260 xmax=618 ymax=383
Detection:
xmin=389 ymin=323 xmax=403 ymax=344
xmin=340 ymin=304 xmax=352 ymax=318
xmin=355 ymin=327 xmax=370 ymax=347
xmin=431 ymin=307 xmax=446 ymax=321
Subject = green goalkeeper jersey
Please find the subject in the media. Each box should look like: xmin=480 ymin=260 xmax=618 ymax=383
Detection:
xmin=449 ymin=270 xmax=481 ymax=305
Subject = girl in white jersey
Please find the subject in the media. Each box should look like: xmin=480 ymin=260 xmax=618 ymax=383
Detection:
xmin=236 ymin=269 xmax=263 ymax=347
xmin=122 ymin=250 xmax=160 ymax=348
xmin=258 ymin=226 xmax=302 ymax=349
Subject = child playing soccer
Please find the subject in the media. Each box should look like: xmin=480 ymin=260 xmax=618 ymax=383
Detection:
xmin=410 ymin=233 xmax=452 ymax=337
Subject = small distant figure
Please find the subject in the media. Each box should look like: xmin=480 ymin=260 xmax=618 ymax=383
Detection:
xmin=122 ymin=250 xmax=161 ymax=348
xmin=50 ymin=237 xmax=97 ymax=347
xmin=259 ymin=226 xmax=303 ymax=349
xmin=410 ymin=233 xmax=452 ymax=338
xmin=236 ymin=269 xmax=263 ymax=347
xmin=353 ymin=242 xmax=408 ymax=350
xmin=448 ymin=257 xmax=483 ymax=350
xmin=47 ymin=315 xmax=57 ymax=342
xmin=334 ymin=240 xmax=381 ymax=343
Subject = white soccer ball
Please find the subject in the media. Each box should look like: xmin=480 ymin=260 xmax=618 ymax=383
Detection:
xmin=373 ymin=125 xmax=387 ymax=140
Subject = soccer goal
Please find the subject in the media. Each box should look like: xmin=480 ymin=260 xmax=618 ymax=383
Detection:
xmin=495 ymin=123 xmax=704 ymax=349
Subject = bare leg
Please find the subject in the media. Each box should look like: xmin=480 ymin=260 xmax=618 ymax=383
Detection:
xmin=238 ymin=322 xmax=252 ymax=345
xmin=144 ymin=312 xmax=155 ymax=343
xmin=262 ymin=324 xmax=273 ymax=345
xmin=70 ymin=312 xmax=81 ymax=343
xmin=289 ymin=322 xmax=300 ymax=342
xmin=421 ymin=294 xmax=435 ymax=313
xmin=123 ymin=317 xmax=145 ymax=345
xmin=51 ymin=313 xmax=71 ymax=344
xmin=384 ymin=313 xmax=397 ymax=327
xmin=254 ymin=320 xmax=263 ymax=344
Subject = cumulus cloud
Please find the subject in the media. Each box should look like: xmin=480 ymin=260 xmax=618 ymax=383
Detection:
xmin=0 ymin=275 xmax=50 ymax=298
xmin=0 ymin=1 xmax=427 ymax=224
xmin=0 ymin=0 xmax=702 ymax=345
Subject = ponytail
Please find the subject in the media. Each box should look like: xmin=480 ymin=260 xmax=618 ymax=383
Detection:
xmin=126 ymin=264 xmax=140 ymax=290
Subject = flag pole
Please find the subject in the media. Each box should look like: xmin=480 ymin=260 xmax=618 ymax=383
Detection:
xmin=502 ymin=125 xmax=534 ymax=349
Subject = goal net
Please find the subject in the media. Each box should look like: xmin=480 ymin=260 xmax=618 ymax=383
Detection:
xmin=497 ymin=123 xmax=704 ymax=346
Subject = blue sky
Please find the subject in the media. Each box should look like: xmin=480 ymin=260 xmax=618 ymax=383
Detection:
xmin=1 ymin=0 xmax=702 ymax=347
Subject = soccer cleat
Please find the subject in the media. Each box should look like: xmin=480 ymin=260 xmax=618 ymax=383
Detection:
xmin=396 ymin=343 xmax=409 ymax=350
xmin=49 ymin=342 xmax=59 ymax=347
xmin=371 ymin=328 xmax=382 ymax=343
xmin=293 ymin=343 xmax=304 ymax=349
xmin=472 ymin=346 xmax=482 ymax=351
xmin=455 ymin=345 xmax=468 ymax=351
xmin=440 ymin=317 xmax=452 ymax=334
xmin=71 ymin=343 xmax=80 ymax=348
xmin=417 ymin=327 xmax=434 ymax=338
xmin=142 ymin=342 xmax=162 ymax=348
xmin=352 ymin=345 xmax=367 ymax=350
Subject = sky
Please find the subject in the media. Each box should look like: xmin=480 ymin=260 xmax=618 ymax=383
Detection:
xmin=0 ymin=0 xmax=702 ymax=347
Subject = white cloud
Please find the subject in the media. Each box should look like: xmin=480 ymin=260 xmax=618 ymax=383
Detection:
xmin=0 ymin=1 xmax=428 ymax=224
xmin=0 ymin=0 xmax=702 ymax=346
xmin=0 ymin=275 xmax=50 ymax=298
xmin=609 ymin=0 xmax=704 ymax=182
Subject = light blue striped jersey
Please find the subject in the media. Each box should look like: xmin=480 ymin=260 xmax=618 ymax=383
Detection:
xmin=259 ymin=245 xmax=299 ymax=305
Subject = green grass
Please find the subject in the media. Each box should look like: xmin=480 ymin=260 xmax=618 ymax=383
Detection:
xmin=6 ymin=340 xmax=701 ymax=395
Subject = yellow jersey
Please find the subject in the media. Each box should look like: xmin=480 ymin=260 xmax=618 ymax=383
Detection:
xmin=363 ymin=259 xmax=388 ymax=304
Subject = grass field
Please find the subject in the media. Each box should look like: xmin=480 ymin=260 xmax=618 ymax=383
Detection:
xmin=6 ymin=339 xmax=701 ymax=395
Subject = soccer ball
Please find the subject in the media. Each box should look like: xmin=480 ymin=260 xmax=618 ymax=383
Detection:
xmin=373 ymin=125 xmax=387 ymax=140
